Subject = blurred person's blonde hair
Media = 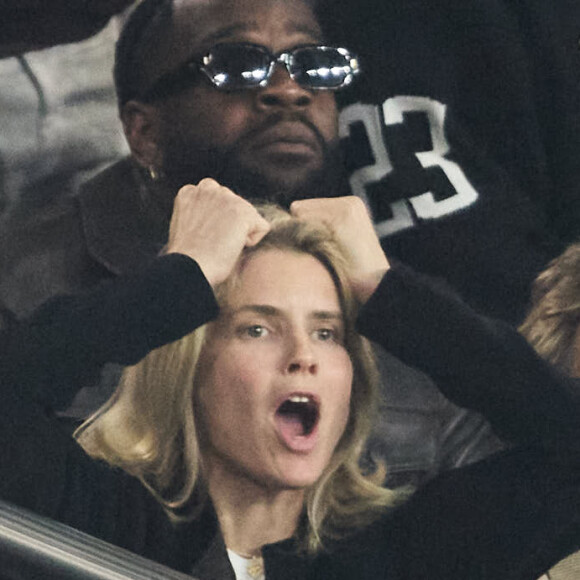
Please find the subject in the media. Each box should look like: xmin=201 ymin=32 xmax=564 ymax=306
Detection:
xmin=519 ymin=242 xmax=580 ymax=374
xmin=75 ymin=204 xmax=401 ymax=553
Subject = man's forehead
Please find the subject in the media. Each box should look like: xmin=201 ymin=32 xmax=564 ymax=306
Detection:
xmin=171 ymin=0 xmax=322 ymax=49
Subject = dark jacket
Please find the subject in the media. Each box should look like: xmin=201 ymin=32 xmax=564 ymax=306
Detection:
xmin=0 ymin=159 xmax=163 ymax=319
xmin=0 ymin=255 xmax=579 ymax=579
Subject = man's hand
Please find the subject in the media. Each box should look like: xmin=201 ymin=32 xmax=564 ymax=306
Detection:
xmin=290 ymin=196 xmax=389 ymax=303
xmin=167 ymin=179 xmax=270 ymax=288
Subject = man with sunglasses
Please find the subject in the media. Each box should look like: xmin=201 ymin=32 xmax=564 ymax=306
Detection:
xmin=114 ymin=0 xmax=356 ymax=209
xmin=0 ymin=0 xmax=360 ymax=321
xmin=0 ymin=0 xmax=502 ymax=488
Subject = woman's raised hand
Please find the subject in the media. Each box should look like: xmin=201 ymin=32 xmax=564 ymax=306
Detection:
xmin=290 ymin=196 xmax=389 ymax=303
xmin=166 ymin=179 xmax=270 ymax=287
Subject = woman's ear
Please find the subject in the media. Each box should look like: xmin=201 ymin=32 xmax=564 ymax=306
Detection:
xmin=120 ymin=100 xmax=163 ymax=170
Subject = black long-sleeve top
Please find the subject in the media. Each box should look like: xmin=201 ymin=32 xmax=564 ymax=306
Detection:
xmin=0 ymin=254 xmax=579 ymax=579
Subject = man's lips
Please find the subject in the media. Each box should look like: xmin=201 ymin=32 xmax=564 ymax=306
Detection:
xmin=247 ymin=122 xmax=322 ymax=159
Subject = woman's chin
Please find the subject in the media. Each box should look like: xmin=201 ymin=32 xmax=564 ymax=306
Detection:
xmin=265 ymin=455 xmax=330 ymax=491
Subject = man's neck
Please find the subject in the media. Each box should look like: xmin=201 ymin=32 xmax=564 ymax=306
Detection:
xmin=146 ymin=176 xmax=179 ymax=221
xmin=128 ymin=160 xmax=177 ymax=224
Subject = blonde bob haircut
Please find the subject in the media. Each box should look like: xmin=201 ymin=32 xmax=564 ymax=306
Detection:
xmin=519 ymin=242 xmax=580 ymax=374
xmin=75 ymin=205 xmax=400 ymax=552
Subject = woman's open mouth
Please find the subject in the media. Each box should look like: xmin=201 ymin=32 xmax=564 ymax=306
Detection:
xmin=274 ymin=394 xmax=320 ymax=452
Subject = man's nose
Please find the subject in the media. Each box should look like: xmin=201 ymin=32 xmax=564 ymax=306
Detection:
xmin=285 ymin=331 xmax=318 ymax=375
xmin=256 ymin=64 xmax=313 ymax=110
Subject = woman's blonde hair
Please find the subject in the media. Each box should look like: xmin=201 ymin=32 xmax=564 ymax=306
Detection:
xmin=75 ymin=205 xmax=400 ymax=552
xmin=519 ymin=242 xmax=580 ymax=373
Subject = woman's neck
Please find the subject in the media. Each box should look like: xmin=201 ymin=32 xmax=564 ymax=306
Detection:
xmin=207 ymin=466 xmax=305 ymax=556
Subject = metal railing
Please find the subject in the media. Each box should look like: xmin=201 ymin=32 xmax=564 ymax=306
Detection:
xmin=0 ymin=500 xmax=196 ymax=579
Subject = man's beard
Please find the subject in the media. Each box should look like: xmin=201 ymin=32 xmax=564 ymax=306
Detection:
xmin=159 ymin=118 xmax=350 ymax=208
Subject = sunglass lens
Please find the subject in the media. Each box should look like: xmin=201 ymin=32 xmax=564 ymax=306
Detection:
xmin=204 ymin=44 xmax=271 ymax=88
xmin=291 ymin=47 xmax=355 ymax=89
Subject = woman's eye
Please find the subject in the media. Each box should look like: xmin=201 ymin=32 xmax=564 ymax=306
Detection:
xmin=244 ymin=325 xmax=268 ymax=338
xmin=315 ymin=328 xmax=338 ymax=342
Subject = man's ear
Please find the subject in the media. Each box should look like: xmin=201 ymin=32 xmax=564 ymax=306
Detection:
xmin=120 ymin=100 xmax=163 ymax=169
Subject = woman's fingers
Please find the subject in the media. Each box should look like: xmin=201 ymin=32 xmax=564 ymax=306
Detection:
xmin=291 ymin=196 xmax=389 ymax=302
xmin=167 ymin=179 xmax=270 ymax=287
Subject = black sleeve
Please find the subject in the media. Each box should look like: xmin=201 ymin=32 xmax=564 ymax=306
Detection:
xmin=0 ymin=253 xmax=219 ymax=409
xmin=358 ymin=264 xmax=580 ymax=578
xmin=357 ymin=262 xmax=580 ymax=455
xmin=0 ymin=253 xmax=218 ymax=523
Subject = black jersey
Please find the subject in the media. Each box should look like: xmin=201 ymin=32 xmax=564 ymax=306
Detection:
xmin=324 ymin=0 xmax=580 ymax=323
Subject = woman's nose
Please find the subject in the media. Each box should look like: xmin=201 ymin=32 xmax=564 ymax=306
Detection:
xmin=285 ymin=332 xmax=318 ymax=375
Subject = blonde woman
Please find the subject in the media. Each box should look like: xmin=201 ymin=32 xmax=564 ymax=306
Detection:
xmin=1 ymin=180 xmax=579 ymax=579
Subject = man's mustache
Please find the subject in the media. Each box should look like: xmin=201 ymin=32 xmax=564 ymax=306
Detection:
xmin=233 ymin=111 xmax=330 ymax=153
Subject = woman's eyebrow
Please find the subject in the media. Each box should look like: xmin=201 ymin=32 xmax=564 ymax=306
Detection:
xmin=234 ymin=305 xmax=343 ymax=321
xmin=311 ymin=311 xmax=343 ymax=322
xmin=235 ymin=304 xmax=281 ymax=317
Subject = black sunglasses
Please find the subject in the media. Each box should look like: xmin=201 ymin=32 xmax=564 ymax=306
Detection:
xmin=140 ymin=42 xmax=361 ymax=101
